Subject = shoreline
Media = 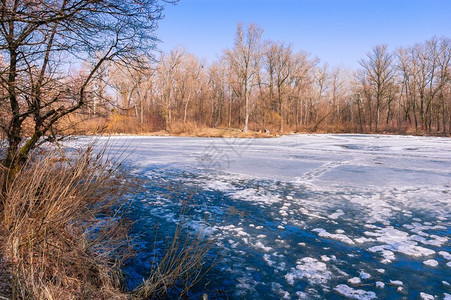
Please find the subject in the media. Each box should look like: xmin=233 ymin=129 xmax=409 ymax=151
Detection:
xmin=75 ymin=129 xmax=451 ymax=139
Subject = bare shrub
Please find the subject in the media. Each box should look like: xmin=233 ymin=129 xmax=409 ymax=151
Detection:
xmin=132 ymin=215 xmax=218 ymax=299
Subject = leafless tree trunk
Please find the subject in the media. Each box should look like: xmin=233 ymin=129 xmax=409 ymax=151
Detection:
xmin=358 ymin=45 xmax=394 ymax=132
xmin=225 ymin=23 xmax=263 ymax=132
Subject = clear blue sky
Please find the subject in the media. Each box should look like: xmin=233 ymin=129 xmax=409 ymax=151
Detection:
xmin=156 ymin=0 xmax=451 ymax=68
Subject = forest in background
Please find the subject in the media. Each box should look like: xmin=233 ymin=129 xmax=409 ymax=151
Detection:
xmin=2 ymin=24 xmax=450 ymax=138
xmin=63 ymin=24 xmax=451 ymax=136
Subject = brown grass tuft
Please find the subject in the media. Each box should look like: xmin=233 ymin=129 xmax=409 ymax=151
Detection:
xmin=1 ymin=146 xmax=132 ymax=299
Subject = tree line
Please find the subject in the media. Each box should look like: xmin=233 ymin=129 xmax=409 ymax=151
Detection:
xmin=3 ymin=23 xmax=451 ymax=140
xmin=83 ymin=24 xmax=450 ymax=135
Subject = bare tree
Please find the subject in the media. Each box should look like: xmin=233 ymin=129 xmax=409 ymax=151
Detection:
xmin=435 ymin=38 xmax=451 ymax=133
xmin=209 ymin=59 xmax=229 ymax=128
xmin=264 ymin=41 xmax=294 ymax=133
xmin=397 ymin=47 xmax=418 ymax=129
xmin=0 ymin=0 xmax=173 ymax=171
xmin=329 ymin=67 xmax=348 ymax=125
xmin=157 ymin=48 xmax=183 ymax=130
xmin=175 ymin=52 xmax=204 ymax=124
xmin=291 ymin=52 xmax=317 ymax=130
xmin=111 ymin=60 xmax=155 ymax=130
xmin=358 ymin=45 xmax=395 ymax=132
xmin=312 ymin=63 xmax=329 ymax=128
xmin=225 ymin=23 xmax=263 ymax=132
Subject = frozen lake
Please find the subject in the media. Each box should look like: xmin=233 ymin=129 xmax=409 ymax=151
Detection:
xmin=79 ymin=134 xmax=451 ymax=299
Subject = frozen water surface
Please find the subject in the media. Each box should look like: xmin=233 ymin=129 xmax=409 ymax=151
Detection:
xmin=76 ymin=134 xmax=450 ymax=299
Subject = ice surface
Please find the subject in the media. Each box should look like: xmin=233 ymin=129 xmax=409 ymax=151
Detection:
xmin=76 ymin=134 xmax=451 ymax=299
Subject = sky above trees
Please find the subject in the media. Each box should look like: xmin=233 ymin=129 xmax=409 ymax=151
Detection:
xmin=157 ymin=0 xmax=451 ymax=68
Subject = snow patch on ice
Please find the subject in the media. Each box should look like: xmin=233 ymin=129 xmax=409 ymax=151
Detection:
xmin=312 ymin=228 xmax=355 ymax=245
xmin=285 ymin=257 xmax=331 ymax=285
xmin=354 ymin=237 xmax=375 ymax=244
xmin=235 ymin=277 xmax=257 ymax=295
xmin=279 ymin=209 xmax=288 ymax=217
xmin=423 ymin=259 xmax=439 ymax=267
xmin=230 ymin=188 xmax=282 ymax=204
xmin=348 ymin=277 xmax=361 ymax=284
xmin=204 ymin=180 xmax=235 ymax=192
xmin=334 ymin=284 xmax=377 ymax=300
xmin=420 ymin=292 xmax=435 ymax=300
xmin=365 ymin=226 xmax=435 ymax=261
xmin=439 ymin=251 xmax=451 ymax=260
xmin=253 ymin=241 xmax=272 ymax=252
xmin=321 ymin=255 xmax=336 ymax=262
xmin=271 ymin=282 xmax=290 ymax=299
xmin=390 ymin=280 xmax=403 ymax=286
xmin=329 ymin=209 xmax=345 ymax=219
xmin=359 ymin=271 xmax=371 ymax=280
xmin=263 ymin=254 xmax=274 ymax=266
xmin=296 ymin=291 xmax=309 ymax=299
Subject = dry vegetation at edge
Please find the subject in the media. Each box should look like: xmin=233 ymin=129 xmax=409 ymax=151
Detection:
xmin=0 ymin=145 xmax=216 ymax=300
xmin=62 ymin=114 xmax=450 ymax=138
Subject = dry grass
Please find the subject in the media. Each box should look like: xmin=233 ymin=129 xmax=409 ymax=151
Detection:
xmin=56 ymin=114 xmax=451 ymax=139
xmin=1 ymin=146 xmax=132 ymax=299
xmin=107 ymin=127 xmax=276 ymax=138
xmin=166 ymin=126 xmax=275 ymax=138
xmin=0 ymin=144 xmax=218 ymax=299
xmin=61 ymin=115 xmax=278 ymax=138
xmin=132 ymin=214 xmax=218 ymax=299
